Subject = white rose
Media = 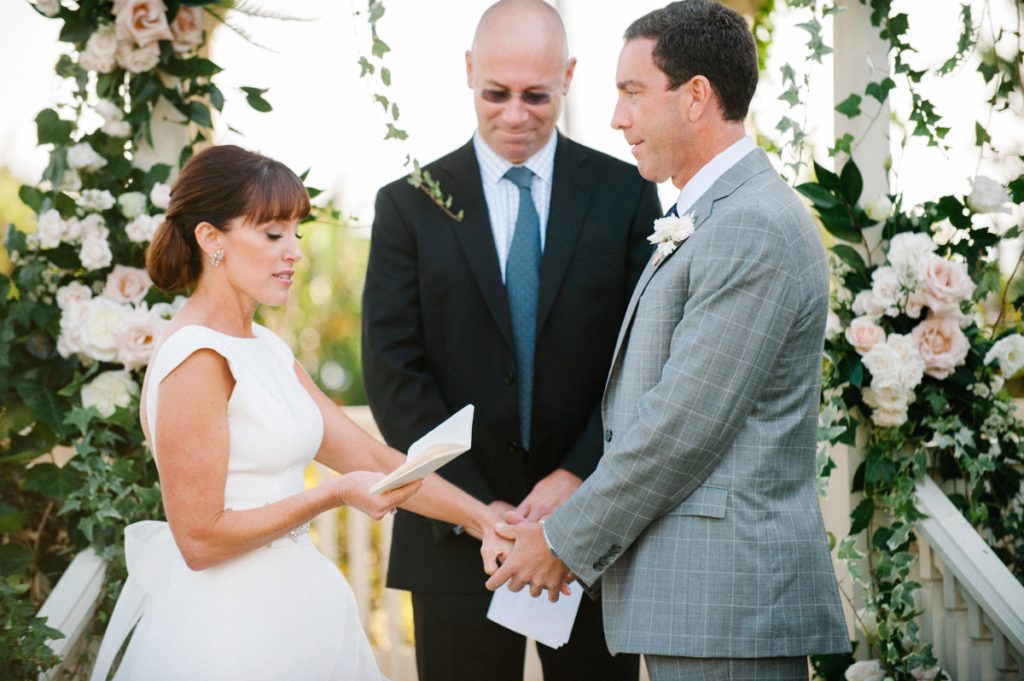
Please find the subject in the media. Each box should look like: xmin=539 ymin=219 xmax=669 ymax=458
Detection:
xmin=149 ymin=182 xmax=171 ymax=209
xmin=80 ymin=370 xmax=139 ymax=418
xmin=886 ymin=232 xmax=936 ymax=280
xmin=94 ymin=99 xmax=122 ymax=122
xmin=845 ymin=316 xmax=886 ymax=355
xmin=870 ymin=266 xmax=901 ymax=316
xmin=913 ymin=315 xmax=970 ymax=380
xmin=35 ymin=209 xmax=65 ymax=249
xmin=967 ymin=176 xmax=1011 ymax=214
xmin=863 ymin=194 xmax=894 ymax=223
xmin=985 ymin=334 xmax=1024 ymax=377
xmin=102 ymin=118 xmax=132 ymax=137
xmin=169 ymin=6 xmax=203 ymax=53
xmin=115 ymin=40 xmax=161 ymax=73
xmin=863 ymin=382 xmax=913 ymax=413
xmin=862 ymin=341 xmax=902 ymax=389
xmin=117 ymin=191 xmax=148 ymax=219
xmin=852 ymin=290 xmax=888 ymax=319
xmin=888 ymin=333 xmax=926 ymax=388
xmin=79 ymin=236 xmax=114 ymax=271
xmin=115 ymin=306 xmax=164 ymax=369
xmin=77 ymin=189 xmax=116 ymax=212
xmin=911 ymin=667 xmax=942 ymax=681
xmin=115 ymin=0 xmax=173 ymax=47
xmin=67 ymin=142 xmax=107 ymax=172
xmin=79 ymin=24 xmax=118 ymax=74
xmin=79 ymin=297 xmax=130 ymax=362
xmin=60 ymin=169 xmax=82 ymax=192
xmin=125 ymin=214 xmax=162 ymax=243
xmin=62 ymin=217 xmax=82 ymax=242
xmin=34 ymin=0 xmax=60 ymax=16
xmin=57 ymin=281 xmax=93 ymax=310
xmin=80 ymin=214 xmax=109 ymax=240
xmin=57 ymin=300 xmax=92 ymax=358
xmin=920 ymin=257 xmax=975 ymax=316
xmin=845 ymin=659 xmax=886 ymax=681
xmin=103 ymin=264 xmax=152 ymax=305
xmin=825 ymin=310 xmax=842 ymax=339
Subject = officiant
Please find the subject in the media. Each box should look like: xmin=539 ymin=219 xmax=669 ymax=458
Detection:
xmin=360 ymin=0 xmax=661 ymax=679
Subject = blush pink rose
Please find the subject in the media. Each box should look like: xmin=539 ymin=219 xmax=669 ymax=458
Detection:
xmin=115 ymin=307 xmax=164 ymax=369
xmin=103 ymin=265 xmax=152 ymax=305
xmin=115 ymin=0 xmax=173 ymax=47
xmin=845 ymin=316 xmax=886 ymax=355
xmin=920 ymin=257 xmax=975 ymax=316
xmin=912 ymin=314 xmax=969 ymax=379
xmin=170 ymin=6 xmax=203 ymax=53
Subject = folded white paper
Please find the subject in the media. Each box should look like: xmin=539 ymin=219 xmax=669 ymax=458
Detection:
xmin=370 ymin=405 xmax=474 ymax=494
xmin=486 ymin=581 xmax=583 ymax=649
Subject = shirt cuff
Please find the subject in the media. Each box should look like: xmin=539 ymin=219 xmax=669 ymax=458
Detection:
xmin=539 ymin=520 xmax=559 ymax=558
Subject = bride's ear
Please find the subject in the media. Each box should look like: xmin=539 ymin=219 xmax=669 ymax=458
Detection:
xmin=194 ymin=222 xmax=223 ymax=257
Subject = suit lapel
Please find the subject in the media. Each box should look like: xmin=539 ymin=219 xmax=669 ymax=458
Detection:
xmin=537 ymin=135 xmax=592 ymax=333
xmin=440 ymin=142 xmax=515 ymax=349
xmin=604 ymin=148 xmax=775 ymax=392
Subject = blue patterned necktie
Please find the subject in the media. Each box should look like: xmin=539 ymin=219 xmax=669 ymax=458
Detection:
xmin=504 ymin=166 xmax=540 ymax=450
xmin=666 ymin=203 xmax=679 ymax=218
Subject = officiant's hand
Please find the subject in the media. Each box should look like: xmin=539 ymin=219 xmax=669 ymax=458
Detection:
xmin=515 ymin=468 xmax=581 ymax=522
xmin=336 ymin=472 xmax=422 ymax=520
xmin=485 ymin=521 xmax=573 ymax=602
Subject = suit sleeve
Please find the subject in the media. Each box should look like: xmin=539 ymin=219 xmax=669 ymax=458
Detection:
xmin=556 ymin=177 xmax=661 ymax=480
xmin=544 ymin=213 xmax=802 ymax=587
xmin=362 ymin=185 xmax=498 ymax=515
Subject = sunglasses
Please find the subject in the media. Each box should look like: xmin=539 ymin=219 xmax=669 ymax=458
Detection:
xmin=480 ymin=89 xmax=553 ymax=106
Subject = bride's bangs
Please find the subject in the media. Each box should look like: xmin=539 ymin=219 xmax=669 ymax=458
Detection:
xmin=243 ymin=164 xmax=311 ymax=226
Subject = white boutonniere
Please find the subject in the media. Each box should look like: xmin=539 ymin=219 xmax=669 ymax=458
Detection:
xmin=648 ymin=212 xmax=696 ymax=267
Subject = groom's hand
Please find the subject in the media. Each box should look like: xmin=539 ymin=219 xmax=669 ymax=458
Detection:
xmin=516 ymin=468 xmax=582 ymax=522
xmin=484 ymin=521 xmax=572 ymax=602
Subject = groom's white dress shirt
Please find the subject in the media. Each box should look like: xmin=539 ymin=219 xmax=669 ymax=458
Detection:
xmin=672 ymin=135 xmax=756 ymax=215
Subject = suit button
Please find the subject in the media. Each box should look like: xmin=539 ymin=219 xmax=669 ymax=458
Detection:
xmin=507 ymin=441 xmax=519 ymax=453
xmin=604 ymin=429 xmax=613 ymax=442
xmin=504 ymin=370 xmax=516 ymax=384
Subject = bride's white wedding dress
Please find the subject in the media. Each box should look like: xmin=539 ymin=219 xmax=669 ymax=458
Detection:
xmin=91 ymin=324 xmax=385 ymax=681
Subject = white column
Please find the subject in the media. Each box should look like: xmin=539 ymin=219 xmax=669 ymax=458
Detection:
xmin=833 ymin=0 xmax=891 ymax=240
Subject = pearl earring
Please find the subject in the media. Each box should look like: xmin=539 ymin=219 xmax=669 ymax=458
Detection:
xmin=209 ymin=249 xmax=225 ymax=267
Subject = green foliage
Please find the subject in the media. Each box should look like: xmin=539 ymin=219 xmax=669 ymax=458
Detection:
xmin=0 ymin=577 xmax=63 ymax=679
xmin=354 ymin=0 xmax=462 ymax=221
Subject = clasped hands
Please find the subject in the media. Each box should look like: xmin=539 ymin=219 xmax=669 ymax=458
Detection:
xmin=480 ymin=469 xmax=579 ymax=602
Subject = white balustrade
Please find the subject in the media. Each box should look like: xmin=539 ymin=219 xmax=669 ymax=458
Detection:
xmin=914 ymin=475 xmax=1024 ymax=681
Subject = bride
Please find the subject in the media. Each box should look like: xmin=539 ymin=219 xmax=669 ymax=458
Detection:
xmin=91 ymin=145 xmax=509 ymax=681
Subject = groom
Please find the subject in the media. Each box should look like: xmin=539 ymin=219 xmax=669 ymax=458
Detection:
xmin=486 ymin=2 xmax=851 ymax=678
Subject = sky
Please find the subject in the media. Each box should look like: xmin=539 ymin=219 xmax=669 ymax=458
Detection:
xmin=0 ymin=1 xmax=1020 ymax=232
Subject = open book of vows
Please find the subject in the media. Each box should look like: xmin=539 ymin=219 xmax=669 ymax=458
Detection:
xmin=369 ymin=405 xmax=474 ymax=494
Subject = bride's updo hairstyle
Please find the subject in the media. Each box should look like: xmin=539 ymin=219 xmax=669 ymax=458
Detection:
xmin=146 ymin=145 xmax=311 ymax=292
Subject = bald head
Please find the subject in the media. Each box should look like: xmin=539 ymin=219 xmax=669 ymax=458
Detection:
xmin=465 ymin=0 xmax=576 ymax=164
xmin=471 ymin=0 xmax=569 ymax=68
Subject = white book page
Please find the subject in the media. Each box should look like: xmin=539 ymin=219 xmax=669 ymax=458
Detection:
xmin=369 ymin=405 xmax=474 ymax=494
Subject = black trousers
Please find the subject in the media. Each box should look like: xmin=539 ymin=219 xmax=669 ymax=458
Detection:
xmin=411 ymin=591 xmax=640 ymax=681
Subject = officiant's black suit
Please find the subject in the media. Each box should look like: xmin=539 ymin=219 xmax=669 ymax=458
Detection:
xmin=362 ymin=133 xmax=660 ymax=681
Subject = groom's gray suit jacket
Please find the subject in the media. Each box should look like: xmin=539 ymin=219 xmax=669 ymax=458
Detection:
xmin=544 ymin=148 xmax=850 ymax=658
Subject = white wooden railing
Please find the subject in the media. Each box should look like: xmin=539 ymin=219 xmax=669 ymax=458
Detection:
xmin=914 ymin=476 xmax=1024 ymax=681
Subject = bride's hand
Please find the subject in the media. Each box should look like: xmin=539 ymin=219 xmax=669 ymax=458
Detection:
xmin=335 ymin=472 xmax=422 ymax=520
